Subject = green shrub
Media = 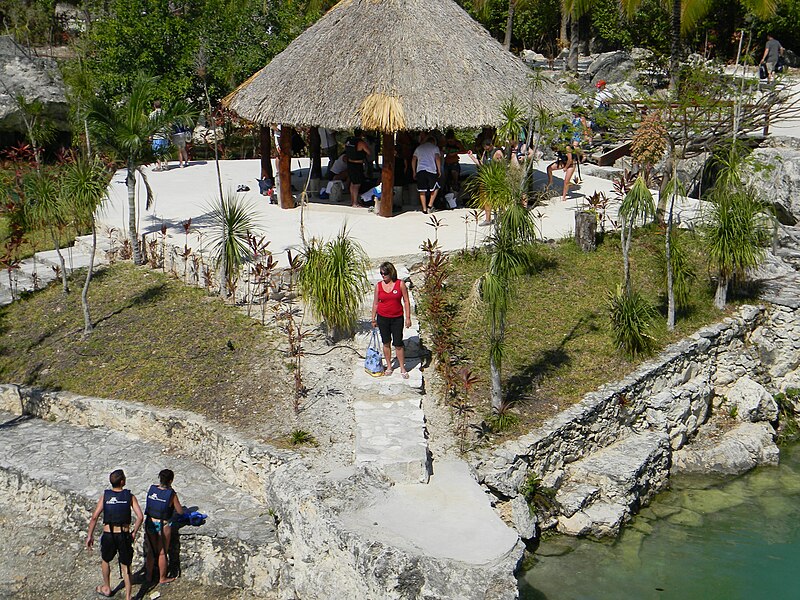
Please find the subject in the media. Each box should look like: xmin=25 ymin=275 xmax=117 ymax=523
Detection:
xmin=607 ymin=285 xmax=657 ymax=358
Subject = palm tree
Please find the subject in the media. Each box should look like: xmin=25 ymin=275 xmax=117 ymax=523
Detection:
xmin=618 ymin=174 xmax=655 ymax=294
xmin=468 ymin=161 xmax=538 ymax=412
xmin=25 ymin=171 xmax=70 ymax=294
xmin=207 ymin=192 xmax=261 ymax=299
xmin=298 ymin=227 xmax=370 ymax=340
xmin=86 ymin=74 xmax=194 ymax=265
xmin=61 ymin=155 xmax=112 ymax=336
xmin=703 ymin=143 xmax=770 ymax=309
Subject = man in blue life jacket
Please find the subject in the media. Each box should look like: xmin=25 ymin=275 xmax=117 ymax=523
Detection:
xmin=86 ymin=469 xmax=144 ymax=599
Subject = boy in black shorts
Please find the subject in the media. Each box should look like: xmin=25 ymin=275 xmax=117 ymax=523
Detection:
xmin=86 ymin=469 xmax=144 ymax=599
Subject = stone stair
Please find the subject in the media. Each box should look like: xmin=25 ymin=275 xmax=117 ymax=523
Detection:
xmin=0 ymin=409 xmax=284 ymax=593
xmin=555 ymin=430 xmax=671 ymax=537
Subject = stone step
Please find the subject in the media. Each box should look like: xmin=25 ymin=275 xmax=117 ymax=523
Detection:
xmin=74 ymin=233 xmax=113 ymax=257
xmin=354 ymin=397 xmax=429 ymax=484
xmin=0 ymin=410 xmax=283 ymax=594
xmin=556 ymin=430 xmax=670 ymax=537
xmin=35 ymin=247 xmax=95 ymax=272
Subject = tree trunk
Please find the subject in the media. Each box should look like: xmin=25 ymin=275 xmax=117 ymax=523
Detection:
xmin=380 ymin=133 xmax=395 ymax=218
xmin=81 ymin=220 xmax=96 ymax=336
xmin=622 ymin=221 xmax=631 ymax=294
xmin=560 ymin=7 xmax=568 ymax=49
xmin=670 ymin=0 xmax=681 ymax=93
xmin=567 ymin=15 xmax=579 ymax=72
xmin=490 ymin=356 xmax=503 ymax=412
xmin=126 ymin=162 xmax=141 ymax=264
xmin=260 ymin=125 xmax=273 ymax=180
xmin=666 ymin=158 xmax=678 ymax=330
xmin=714 ymin=273 xmax=728 ymax=309
xmin=575 ymin=211 xmax=596 ymax=252
xmin=310 ymin=127 xmax=322 ymax=181
xmin=51 ymin=230 xmax=69 ymax=293
xmin=279 ymin=126 xmax=294 ymax=209
xmin=503 ymin=0 xmax=515 ymax=51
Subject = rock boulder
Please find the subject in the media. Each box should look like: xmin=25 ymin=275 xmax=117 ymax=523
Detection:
xmin=726 ymin=376 xmax=778 ymax=422
xmin=671 ymin=422 xmax=779 ymax=475
xmin=0 ymin=36 xmax=69 ymax=136
xmin=745 ymin=147 xmax=800 ymax=225
xmin=586 ymin=51 xmax=637 ymax=85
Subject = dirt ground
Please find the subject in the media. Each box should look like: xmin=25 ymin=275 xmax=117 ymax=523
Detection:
xmin=0 ymin=502 xmax=247 ymax=600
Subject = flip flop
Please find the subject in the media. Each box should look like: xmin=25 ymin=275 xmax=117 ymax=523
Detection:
xmin=95 ymin=586 xmax=112 ymax=598
xmin=384 ymin=369 xmax=394 ymax=376
xmin=400 ymin=371 xmax=409 ymax=379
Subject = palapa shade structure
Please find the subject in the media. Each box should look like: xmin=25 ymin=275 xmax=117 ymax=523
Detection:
xmin=224 ymin=0 xmax=558 ymax=215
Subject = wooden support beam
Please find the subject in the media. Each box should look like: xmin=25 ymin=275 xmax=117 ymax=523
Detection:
xmin=380 ymin=133 xmax=395 ymax=217
xmin=259 ymin=125 xmax=273 ymax=181
xmin=310 ymin=127 xmax=322 ymax=180
xmin=279 ymin=126 xmax=294 ymax=209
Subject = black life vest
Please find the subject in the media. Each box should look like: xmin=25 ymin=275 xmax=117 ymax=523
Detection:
xmin=145 ymin=485 xmax=174 ymax=520
xmin=103 ymin=489 xmax=132 ymax=526
xmin=345 ymin=136 xmax=366 ymax=162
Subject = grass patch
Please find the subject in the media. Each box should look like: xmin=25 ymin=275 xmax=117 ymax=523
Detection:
xmin=0 ymin=263 xmax=293 ymax=434
xmin=440 ymin=227 xmax=740 ymax=436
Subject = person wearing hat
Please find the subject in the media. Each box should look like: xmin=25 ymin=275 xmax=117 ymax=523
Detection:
xmin=594 ymin=80 xmax=611 ymax=110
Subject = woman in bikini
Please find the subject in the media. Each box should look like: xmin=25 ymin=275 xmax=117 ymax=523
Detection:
xmin=144 ymin=469 xmax=184 ymax=584
xmin=371 ymin=262 xmax=412 ymax=378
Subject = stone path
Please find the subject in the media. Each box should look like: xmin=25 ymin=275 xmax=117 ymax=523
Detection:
xmin=0 ymin=236 xmax=108 ymax=306
xmin=0 ymin=410 xmax=282 ymax=591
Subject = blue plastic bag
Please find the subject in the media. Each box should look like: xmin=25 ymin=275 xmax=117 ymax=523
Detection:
xmin=364 ymin=328 xmax=384 ymax=376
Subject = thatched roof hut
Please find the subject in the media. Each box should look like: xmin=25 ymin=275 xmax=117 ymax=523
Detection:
xmin=224 ymin=0 xmax=557 ymax=132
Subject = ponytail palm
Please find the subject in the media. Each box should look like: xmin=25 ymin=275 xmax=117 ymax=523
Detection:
xmin=207 ymin=193 xmax=260 ymax=297
xmin=61 ymin=155 xmax=112 ymax=335
xmin=298 ymin=227 xmax=370 ymax=339
xmin=469 ymin=160 xmax=537 ymax=413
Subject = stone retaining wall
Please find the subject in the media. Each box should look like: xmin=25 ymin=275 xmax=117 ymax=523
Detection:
xmin=0 ymin=386 xmax=521 ymax=599
xmin=0 ymin=386 xmax=294 ymax=504
xmin=474 ymin=303 xmax=800 ymax=517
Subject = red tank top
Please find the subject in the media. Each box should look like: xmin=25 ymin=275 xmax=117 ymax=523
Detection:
xmin=377 ymin=279 xmax=403 ymax=318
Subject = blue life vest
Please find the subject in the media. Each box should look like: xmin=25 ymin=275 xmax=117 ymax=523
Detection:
xmin=103 ymin=489 xmax=132 ymax=526
xmin=145 ymin=485 xmax=174 ymax=520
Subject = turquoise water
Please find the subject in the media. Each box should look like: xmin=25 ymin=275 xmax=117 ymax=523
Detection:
xmin=519 ymin=443 xmax=800 ymax=600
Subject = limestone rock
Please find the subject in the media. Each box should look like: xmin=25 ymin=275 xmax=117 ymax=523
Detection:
xmin=0 ymin=36 xmax=69 ymax=135
xmin=726 ymin=376 xmax=778 ymax=422
xmin=557 ymin=511 xmax=592 ymax=536
xmin=671 ymin=422 xmax=779 ymax=475
xmin=582 ymin=502 xmax=628 ymax=537
xmin=521 ymin=50 xmax=547 ymax=64
xmin=586 ymin=51 xmax=637 ymax=85
xmin=510 ymin=494 xmax=538 ymax=541
xmin=746 ymin=148 xmax=800 ymax=225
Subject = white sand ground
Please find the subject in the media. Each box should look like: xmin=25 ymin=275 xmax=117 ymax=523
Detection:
xmin=97 ymin=155 xmax=703 ymax=261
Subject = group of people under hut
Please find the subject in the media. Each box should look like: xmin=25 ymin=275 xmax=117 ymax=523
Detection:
xmin=310 ymin=93 xmax=607 ymax=217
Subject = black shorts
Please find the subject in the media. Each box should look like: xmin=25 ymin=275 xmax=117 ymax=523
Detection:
xmin=377 ymin=314 xmax=404 ymax=348
xmin=100 ymin=531 xmax=134 ymax=566
xmin=416 ymin=170 xmax=440 ymax=193
xmin=347 ymin=161 xmax=365 ymax=185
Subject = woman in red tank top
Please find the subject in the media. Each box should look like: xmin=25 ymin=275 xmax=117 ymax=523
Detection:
xmin=371 ymin=261 xmax=411 ymax=378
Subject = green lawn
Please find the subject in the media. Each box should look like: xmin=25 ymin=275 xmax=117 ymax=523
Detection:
xmin=0 ymin=263 xmax=292 ymax=436
xmin=440 ymin=227 xmax=745 ymax=434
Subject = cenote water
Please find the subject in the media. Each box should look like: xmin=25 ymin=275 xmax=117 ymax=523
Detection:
xmin=519 ymin=442 xmax=800 ymax=600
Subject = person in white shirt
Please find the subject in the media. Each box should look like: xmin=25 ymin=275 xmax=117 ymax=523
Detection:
xmin=412 ymin=134 xmax=442 ymax=213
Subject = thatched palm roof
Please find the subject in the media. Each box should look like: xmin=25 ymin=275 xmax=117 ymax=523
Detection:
xmin=224 ymin=0 xmax=557 ymax=132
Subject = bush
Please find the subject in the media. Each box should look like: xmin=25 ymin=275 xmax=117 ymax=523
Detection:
xmin=607 ymin=285 xmax=657 ymax=358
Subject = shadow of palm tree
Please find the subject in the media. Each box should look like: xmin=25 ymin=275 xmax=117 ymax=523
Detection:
xmin=504 ymin=314 xmax=599 ymax=404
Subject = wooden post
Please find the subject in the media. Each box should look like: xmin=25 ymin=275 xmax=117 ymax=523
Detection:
xmin=260 ymin=125 xmax=273 ymax=180
xmin=380 ymin=132 xmax=395 ymax=217
xmin=575 ymin=211 xmax=597 ymax=252
xmin=310 ymin=127 xmax=322 ymax=180
xmin=279 ymin=126 xmax=294 ymax=209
